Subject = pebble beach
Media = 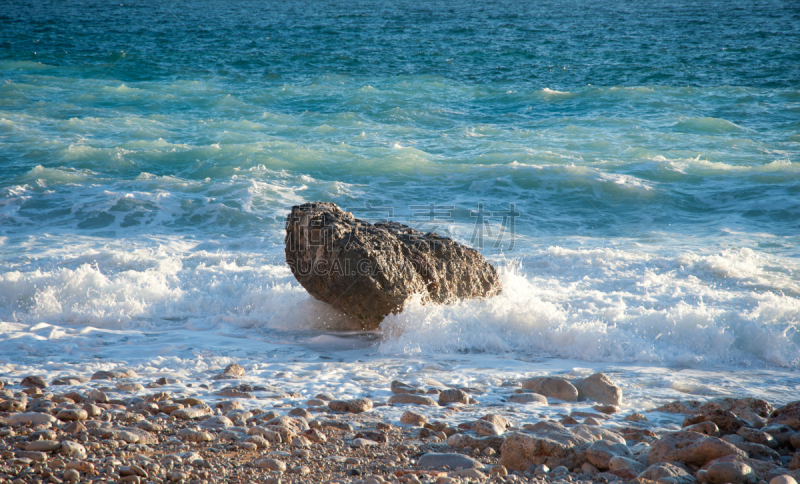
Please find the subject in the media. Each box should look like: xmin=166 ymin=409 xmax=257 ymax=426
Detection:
xmin=2 ymin=364 xmax=799 ymax=484
xmin=2 ymin=0 xmax=800 ymax=483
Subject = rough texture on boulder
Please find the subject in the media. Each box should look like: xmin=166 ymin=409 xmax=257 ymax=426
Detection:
xmin=285 ymin=202 xmax=502 ymax=329
xmin=575 ymin=373 xmax=622 ymax=406
xmin=647 ymin=430 xmax=748 ymax=467
xmin=585 ymin=440 xmax=633 ymax=470
xmin=500 ymin=421 xmax=592 ymax=471
xmin=769 ymin=402 xmax=800 ymax=430
xmin=654 ymin=398 xmax=773 ymax=428
xmin=684 ymin=409 xmax=748 ymax=435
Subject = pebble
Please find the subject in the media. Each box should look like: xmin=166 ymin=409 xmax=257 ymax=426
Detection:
xmin=388 ymin=394 xmax=438 ymax=406
xmin=91 ymin=368 xmax=138 ymax=380
xmin=21 ymin=375 xmax=48 ymax=388
xmin=438 ymin=389 xmax=469 ymax=406
xmin=60 ymin=440 xmax=87 ymax=458
xmin=56 ymin=408 xmax=88 ymax=422
xmin=509 ymin=393 xmax=548 ymax=404
xmin=352 ymin=438 xmax=379 ymax=447
xmin=116 ymin=381 xmax=145 ymax=392
xmin=770 ymin=477 xmax=798 ymax=484
xmin=63 ymin=469 xmax=80 ymax=482
xmin=417 ymin=452 xmax=483 ymax=469
xmin=400 ymin=410 xmax=428 ymax=426
xmin=347 ymin=397 xmax=374 ymax=413
xmin=289 ymin=407 xmax=312 ymax=418
xmin=255 ymin=458 xmax=287 ymax=471
xmin=25 ymin=440 xmax=62 ymax=452
xmin=173 ymin=404 xmax=213 ymax=420
xmin=8 ymin=412 xmax=57 ymax=425
xmin=88 ymin=389 xmax=109 ymax=403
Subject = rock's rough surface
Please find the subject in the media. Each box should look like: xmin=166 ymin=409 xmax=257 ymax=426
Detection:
xmin=521 ymin=377 xmax=579 ymax=402
xmin=705 ymin=461 xmax=757 ymax=484
xmin=438 ymin=389 xmax=469 ymax=406
xmin=400 ymin=411 xmax=427 ymax=426
xmin=647 ymin=430 xmax=748 ymax=467
xmin=585 ymin=440 xmax=633 ymax=470
xmin=500 ymin=421 xmax=592 ymax=471
xmin=769 ymin=402 xmax=800 ymax=430
xmin=285 ymin=202 xmax=502 ymax=329
xmin=575 ymin=373 xmax=622 ymax=406
xmin=21 ymin=375 xmax=47 ymax=388
xmin=684 ymin=409 xmax=748 ymax=435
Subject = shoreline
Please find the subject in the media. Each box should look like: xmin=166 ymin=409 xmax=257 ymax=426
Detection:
xmin=1 ymin=366 xmax=799 ymax=484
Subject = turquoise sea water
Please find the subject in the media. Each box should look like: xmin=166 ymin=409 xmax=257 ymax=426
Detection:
xmin=1 ymin=0 xmax=799 ymax=370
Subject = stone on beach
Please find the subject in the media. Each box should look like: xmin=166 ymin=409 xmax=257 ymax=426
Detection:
xmin=769 ymin=402 xmax=800 ymax=430
xmin=8 ymin=412 xmax=57 ymax=426
xmin=705 ymin=461 xmax=757 ymax=484
xmin=214 ymin=363 xmax=246 ymax=380
xmin=684 ymin=408 xmax=748 ymax=435
xmin=255 ymin=458 xmax=287 ymax=471
xmin=173 ymin=404 xmax=213 ymax=420
xmin=21 ymin=375 xmax=47 ymax=388
xmin=472 ymin=419 xmax=506 ymax=437
xmin=417 ymin=452 xmax=483 ymax=470
xmin=647 ymin=430 xmax=748 ymax=467
xmin=91 ymin=368 xmax=138 ymax=380
xmin=60 ymin=440 xmax=87 ymax=458
xmin=329 ymin=397 xmax=374 ymax=413
xmin=177 ymin=428 xmax=216 ymax=442
xmin=521 ymin=377 xmax=579 ymax=402
xmin=575 ymin=373 xmax=622 ymax=406
xmin=499 ymin=421 xmax=593 ymax=471
xmin=25 ymin=440 xmax=62 ymax=452
xmin=284 ymin=202 xmax=502 ymax=329
xmin=438 ymin=389 xmax=469 ymax=406
xmin=389 ymin=394 xmax=438 ymax=406
xmin=57 ymin=408 xmax=88 ymax=422
xmin=585 ymin=440 xmax=633 ymax=470
xmin=392 ymin=380 xmax=424 ymax=394
xmin=638 ymin=462 xmax=694 ymax=482
xmin=771 ymin=477 xmax=798 ymax=484
xmin=509 ymin=393 xmax=548 ymax=404
xmin=400 ymin=411 xmax=428 ymax=426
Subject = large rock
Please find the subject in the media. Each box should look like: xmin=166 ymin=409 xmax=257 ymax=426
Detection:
xmin=575 ymin=373 xmax=622 ymax=406
xmin=654 ymin=398 xmax=773 ymax=428
xmin=586 ymin=440 xmax=633 ymax=470
xmin=638 ymin=462 xmax=695 ymax=483
xmin=648 ymin=430 xmax=748 ymax=467
xmin=683 ymin=409 xmax=749 ymax=435
xmin=769 ymin=402 xmax=800 ymax=430
xmin=285 ymin=202 xmax=502 ymax=329
xmin=499 ymin=421 xmax=593 ymax=471
xmin=705 ymin=461 xmax=757 ymax=484
xmin=521 ymin=377 xmax=578 ymax=402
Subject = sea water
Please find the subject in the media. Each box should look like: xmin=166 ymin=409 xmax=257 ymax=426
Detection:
xmin=1 ymin=0 xmax=799 ymax=415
